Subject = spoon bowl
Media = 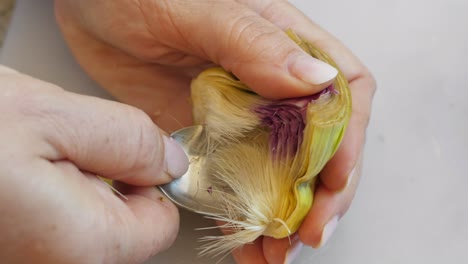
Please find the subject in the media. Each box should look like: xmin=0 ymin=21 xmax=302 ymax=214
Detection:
xmin=158 ymin=125 xmax=224 ymax=215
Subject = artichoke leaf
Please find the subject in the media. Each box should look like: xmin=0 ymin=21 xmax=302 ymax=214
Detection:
xmin=190 ymin=29 xmax=352 ymax=256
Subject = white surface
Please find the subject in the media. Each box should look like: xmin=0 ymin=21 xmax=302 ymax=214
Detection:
xmin=2 ymin=0 xmax=467 ymax=263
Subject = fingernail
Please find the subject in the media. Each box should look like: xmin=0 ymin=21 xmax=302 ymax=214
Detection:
xmin=290 ymin=54 xmax=338 ymax=85
xmin=284 ymin=235 xmax=304 ymax=264
xmin=318 ymin=215 xmax=339 ymax=248
xmin=345 ymin=166 xmax=357 ymax=190
xmin=163 ymin=136 xmax=189 ymax=178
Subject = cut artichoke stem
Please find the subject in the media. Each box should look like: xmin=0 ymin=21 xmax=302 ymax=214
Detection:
xmin=191 ymin=30 xmax=351 ymax=256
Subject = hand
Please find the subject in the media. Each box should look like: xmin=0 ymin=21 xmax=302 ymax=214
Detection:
xmin=54 ymin=0 xmax=376 ymax=263
xmin=0 ymin=66 xmax=189 ymax=264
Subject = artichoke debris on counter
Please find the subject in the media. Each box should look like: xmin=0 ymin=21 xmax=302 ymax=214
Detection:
xmin=190 ymin=30 xmax=352 ymax=256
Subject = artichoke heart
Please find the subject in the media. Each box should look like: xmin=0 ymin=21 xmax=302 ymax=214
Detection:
xmin=191 ymin=30 xmax=351 ymax=256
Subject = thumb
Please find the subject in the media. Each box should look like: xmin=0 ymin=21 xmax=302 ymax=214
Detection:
xmin=182 ymin=2 xmax=338 ymax=99
xmin=47 ymin=93 xmax=189 ymax=186
xmin=13 ymin=73 xmax=189 ymax=186
xmin=55 ymin=1 xmax=336 ymax=100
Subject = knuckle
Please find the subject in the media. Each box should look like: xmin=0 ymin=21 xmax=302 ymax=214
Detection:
xmin=125 ymin=107 xmax=161 ymax=172
xmin=0 ymin=75 xmax=63 ymax=120
xmin=0 ymin=74 xmax=80 ymax=160
xmin=259 ymin=0 xmax=289 ymax=21
xmin=224 ymin=14 xmax=291 ymax=68
xmin=226 ymin=14 xmax=260 ymax=54
xmin=120 ymin=0 xmax=186 ymax=63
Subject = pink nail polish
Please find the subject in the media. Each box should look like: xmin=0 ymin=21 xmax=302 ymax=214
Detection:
xmin=345 ymin=166 xmax=357 ymax=190
xmin=318 ymin=215 xmax=339 ymax=248
xmin=290 ymin=54 xmax=338 ymax=85
xmin=283 ymin=237 xmax=304 ymax=264
xmin=163 ymin=136 xmax=189 ymax=178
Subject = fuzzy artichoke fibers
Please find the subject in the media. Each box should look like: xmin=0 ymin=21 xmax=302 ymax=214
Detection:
xmin=190 ymin=30 xmax=351 ymax=256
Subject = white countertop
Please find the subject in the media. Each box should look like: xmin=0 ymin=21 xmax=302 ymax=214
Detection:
xmin=2 ymin=0 xmax=467 ymax=263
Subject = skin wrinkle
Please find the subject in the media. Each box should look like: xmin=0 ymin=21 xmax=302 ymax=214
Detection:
xmin=62 ymin=22 xmax=191 ymax=129
xmin=115 ymin=184 xmax=179 ymax=237
xmin=102 ymin=108 xmax=166 ymax=183
xmin=103 ymin=193 xmax=144 ymax=264
xmin=152 ymin=0 xmax=192 ymax=52
xmin=78 ymin=175 xmax=116 ymax=263
xmin=36 ymin=165 xmax=102 ymax=263
xmin=55 ymin=11 xmax=195 ymax=128
xmin=18 ymin=94 xmax=80 ymax=163
xmin=31 ymin=91 xmax=140 ymax=180
xmin=258 ymin=1 xmax=289 ymax=24
xmin=58 ymin=2 xmax=156 ymax=63
xmin=225 ymin=14 xmax=265 ymax=64
xmin=114 ymin=111 xmax=158 ymax=178
xmin=0 ymin=66 xmax=184 ymax=263
xmin=223 ymin=14 xmax=291 ymax=70
xmin=125 ymin=195 xmax=177 ymax=259
xmin=134 ymin=0 xmax=178 ymax=59
xmin=194 ymin=3 xmax=227 ymax=63
xmin=239 ymin=0 xmax=298 ymax=32
xmin=47 ymin=0 xmax=376 ymax=262
xmin=234 ymin=0 xmax=270 ymax=13
xmin=135 ymin=118 xmax=159 ymax=175
xmin=134 ymin=0 xmax=204 ymax=64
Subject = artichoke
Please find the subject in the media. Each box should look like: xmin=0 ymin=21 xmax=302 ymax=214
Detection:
xmin=190 ymin=30 xmax=351 ymax=256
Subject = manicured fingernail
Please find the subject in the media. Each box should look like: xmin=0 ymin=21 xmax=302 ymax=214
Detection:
xmin=345 ymin=166 xmax=357 ymax=190
xmin=163 ymin=136 xmax=189 ymax=178
xmin=290 ymin=54 xmax=338 ymax=85
xmin=318 ymin=215 xmax=339 ymax=248
xmin=284 ymin=235 xmax=304 ymax=264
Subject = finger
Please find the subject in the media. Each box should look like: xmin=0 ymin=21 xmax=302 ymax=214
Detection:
xmin=298 ymin=158 xmax=363 ymax=248
xmin=263 ymin=234 xmax=302 ymax=264
xmin=106 ymin=182 xmax=180 ymax=263
xmin=52 ymin=162 xmax=180 ymax=263
xmin=14 ymin=73 xmax=188 ymax=186
xmin=320 ymin=77 xmax=375 ymax=190
xmin=216 ymin=221 xmax=268 ymax=264
xmin=237 ymin=0 xmax=367 ymax=80
xmin=240 ymin=0 xmax=376 ymax=190
xmin=179 ymin=1 xmax=341 ymax=99
xmin=54 ymin=10 xmax=195 ymax=132
xmin=58 ymin=1 xmax=338 ymax=99
xmin=231 ymin=237 xmax=268 ymax=264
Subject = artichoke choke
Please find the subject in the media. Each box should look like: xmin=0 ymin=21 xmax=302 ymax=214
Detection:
xmin=190 ymin=30 xmax=351 ymax=256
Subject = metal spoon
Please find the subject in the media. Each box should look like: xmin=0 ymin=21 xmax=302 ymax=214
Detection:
xmin=158 ymin=125 xmax=224 ymax=215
